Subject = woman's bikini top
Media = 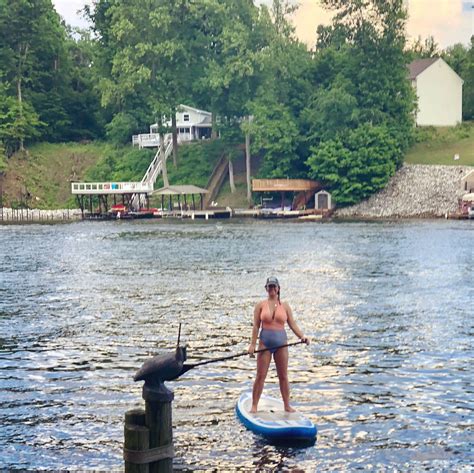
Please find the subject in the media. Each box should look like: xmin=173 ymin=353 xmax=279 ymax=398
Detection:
xmin=260 ymin=300 xmax=287 ymax=330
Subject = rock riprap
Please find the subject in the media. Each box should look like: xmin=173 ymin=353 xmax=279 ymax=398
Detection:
xmin=335 ymin=164 xmax=472 ymax=218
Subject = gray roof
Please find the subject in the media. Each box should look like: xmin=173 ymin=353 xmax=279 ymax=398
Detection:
xmin=408 ymin=58 xmax=439 ymax=80
xmin=153 ymin=185 xmax=208 ymax=195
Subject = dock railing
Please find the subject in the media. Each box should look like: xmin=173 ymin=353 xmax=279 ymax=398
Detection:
xmin=71 ymin=181 xmax=153 ymax=195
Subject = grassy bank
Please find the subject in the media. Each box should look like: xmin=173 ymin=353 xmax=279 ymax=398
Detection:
xmin=405 ymin=122 xmax=474 ymax=166
xmin=2 ymin=142 xmax=110 ymax=209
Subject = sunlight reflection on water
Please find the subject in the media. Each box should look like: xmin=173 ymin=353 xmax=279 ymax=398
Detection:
xmin=0 ymin=219 xmax=473 ymax=470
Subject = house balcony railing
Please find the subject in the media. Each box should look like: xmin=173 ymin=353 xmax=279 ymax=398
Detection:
xmin=132 ymin=132 xmax=194 ymax=148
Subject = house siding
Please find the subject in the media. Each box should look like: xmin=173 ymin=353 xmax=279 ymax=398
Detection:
xmin=414 ymin=59 xmax=463 ymax=127
xmin=176 ymin=106 xmax=210 ymax=126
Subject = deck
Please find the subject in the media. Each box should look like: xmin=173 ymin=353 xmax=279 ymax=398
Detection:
xmin=71 ymin=181 xmax=152 ymax=195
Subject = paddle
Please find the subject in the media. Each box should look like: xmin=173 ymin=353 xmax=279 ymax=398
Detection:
xmin=178 ymin=340 xmax=306 ymax=377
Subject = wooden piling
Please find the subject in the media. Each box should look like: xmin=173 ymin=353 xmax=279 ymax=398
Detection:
xmin=124 ymin=408 xmax=149 ymax=473
xmin=143 ymin=385 xmax=174 ymax=473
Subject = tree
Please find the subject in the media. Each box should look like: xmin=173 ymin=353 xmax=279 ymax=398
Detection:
xmin=307 ymin=124 xmax=398 ymax=205
xmin=0 ymin=94 xmax=44 ymax=156
xmin=407 ymin=35 xmax=440 ymax=60
xmin=0 ymin=0 xmax=80 ymax=149
xmin=305 ymin=0 xmax=415 ymax=205
xmin=243 ymin=1 xmax=312 ymax=180
xmin=443 ymin=39 xmax=474 ymax=121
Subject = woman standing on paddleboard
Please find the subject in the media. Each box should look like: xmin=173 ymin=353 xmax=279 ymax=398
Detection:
xmin=248 ymin=276 xmax=309 ymax=413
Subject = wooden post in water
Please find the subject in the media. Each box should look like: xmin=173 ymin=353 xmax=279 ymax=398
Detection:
xmin=143 ymin=384 xmax=174 ymax=473
xmin=124 ymin=408 xmax=149 ymax=473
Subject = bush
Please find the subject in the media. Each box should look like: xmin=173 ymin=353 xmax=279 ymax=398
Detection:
xmin=105 ymin=113 xmax=138 ymax=145
xmin=307 ymin=124 xmax=400 ymax=206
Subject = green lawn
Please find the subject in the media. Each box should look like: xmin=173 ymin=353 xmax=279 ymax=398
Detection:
xmin=404 ymin=122 xmax=474 ymax=166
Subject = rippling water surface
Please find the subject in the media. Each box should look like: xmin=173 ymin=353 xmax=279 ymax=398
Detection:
xmin=0 ymin=219 xmax=473 ymax=471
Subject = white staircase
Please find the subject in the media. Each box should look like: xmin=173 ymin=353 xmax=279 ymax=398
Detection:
xmin=132 ymin=133 xmax=173 ymax=209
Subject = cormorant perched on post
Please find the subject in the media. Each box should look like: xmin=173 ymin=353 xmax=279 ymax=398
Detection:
xmin=133 ymin=324 xmax=187 ymax=388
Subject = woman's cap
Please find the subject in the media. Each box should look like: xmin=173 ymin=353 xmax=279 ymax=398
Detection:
xmin=265 ymin=276 xmax=280 ymax=287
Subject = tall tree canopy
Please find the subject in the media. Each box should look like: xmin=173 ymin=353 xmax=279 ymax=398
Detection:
xmin=0 ymin=0 xmax=103 ymax=154
xmin=305 ymin=0 xmax=416 ymax=205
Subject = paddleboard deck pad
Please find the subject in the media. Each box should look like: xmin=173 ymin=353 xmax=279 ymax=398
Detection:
xmin=236 ymin=392 xmax=317 ymax=441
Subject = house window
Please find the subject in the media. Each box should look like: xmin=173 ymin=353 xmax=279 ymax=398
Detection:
xmin=183 ymin=114 xmax=190 ymax=122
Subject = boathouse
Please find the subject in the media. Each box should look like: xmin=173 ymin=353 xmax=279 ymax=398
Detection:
xmin=252 ymin=179 xmax=321 ymax=210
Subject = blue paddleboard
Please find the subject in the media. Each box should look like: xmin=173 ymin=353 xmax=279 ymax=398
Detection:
xmin=236 ymin=391 xmax=317 ymax=442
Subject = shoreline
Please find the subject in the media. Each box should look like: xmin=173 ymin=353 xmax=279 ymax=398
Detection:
xmin=2 ymin=164 xmax=472 ymax=224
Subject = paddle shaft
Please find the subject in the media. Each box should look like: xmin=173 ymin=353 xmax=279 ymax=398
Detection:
xmin=181 ymin=340 xmax=305 ymax=373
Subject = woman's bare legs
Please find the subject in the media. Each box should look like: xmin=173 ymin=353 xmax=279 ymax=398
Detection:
xmin=274 ymin=346 xmax=295 ymax=412
xmin=251 ymin=345 xmax=271 ymax=413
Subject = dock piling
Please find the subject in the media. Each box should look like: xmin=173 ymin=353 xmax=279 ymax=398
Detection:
xmin=124 ymin=408 xmax=149 ymax=473
xmin=124 ymin=386 xmax=174 ymax=473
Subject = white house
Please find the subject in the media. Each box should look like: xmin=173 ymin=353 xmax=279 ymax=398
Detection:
xmin=132 ymin=104 xmax=213 ymax=148
xmin=408 ymin=57 xmax=463 ymax=127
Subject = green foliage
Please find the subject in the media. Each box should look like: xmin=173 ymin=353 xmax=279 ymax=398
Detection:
xmin=248 ymin=97 xmax=301 ymax=178
xmin=406 ymin=35 xmax=440 ymax=60
xmin=242 ymin=1 xmax=312 ymax=178
xmin=85 ymin=146 xmax=155 ymax=182
xmin=0 ymin=95 xmax=45 ymax=154
xmin=305 ymin=0 xmax=415 ymax=205
xmin=307 ymin=124 xmax=399 ymax=205
xmin=105 ymin=112 xmax=138 ymax=145
xmin=155 ymin=140 xmax=228 ymax=189
xmin=0 ymin=1 xmax=106 ymax=149
xmin=302 ymin=74 xmax=358 ymax=142
xmin=443 ymin=38 xmax=474 ymax=121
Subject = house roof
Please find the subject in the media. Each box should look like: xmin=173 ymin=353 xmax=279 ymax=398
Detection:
xmin=152 ymin=185 xmax=208 ymax=195
xmin=178 ymin=104 xmax=211 ymax=116
xmin=408 ymin=58 xmax=439 ymax=80
xmin=461 ymin=169 xmax=474 ymax=183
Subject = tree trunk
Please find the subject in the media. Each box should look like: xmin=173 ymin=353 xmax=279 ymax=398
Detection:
xmin=245 ymin=117 xmax=251 ymax=205
xmin=211 ymin=110 xmax=218 ymax=139
xmin=160 ymin=131 xmax=169 ymax=187
xmin=171 ymin=112 xmax=178 ymax=167
xmin=228 ymin=159 xmax=236 ymax=193
xmin=17 ymin=77 xmax=24 ymax=152
xmin=17 ymin=42 xmax=28 ymax=152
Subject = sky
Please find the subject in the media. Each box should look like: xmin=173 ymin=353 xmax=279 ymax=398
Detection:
xmin=53 ymin=0 xmax=473 ymax=50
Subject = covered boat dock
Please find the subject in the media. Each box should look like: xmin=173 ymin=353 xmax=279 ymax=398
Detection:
xmin=153 ymin=185 xmax=231 ymax=219
xmin=252 ymin=179 xmax=321 ymax=211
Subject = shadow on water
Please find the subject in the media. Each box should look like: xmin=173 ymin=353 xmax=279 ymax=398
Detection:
xmin=0 ymin=219 xmax=473 ymax=470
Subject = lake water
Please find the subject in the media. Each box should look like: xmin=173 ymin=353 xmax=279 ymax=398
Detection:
xmin=0 ymin=219 xmax=473 ymax=471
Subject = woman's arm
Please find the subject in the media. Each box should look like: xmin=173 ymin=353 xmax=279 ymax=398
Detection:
xmin=285 ymin=302 xmax=310 ymax=344
xmin=248 ymin=302 xmax=262 ymax=355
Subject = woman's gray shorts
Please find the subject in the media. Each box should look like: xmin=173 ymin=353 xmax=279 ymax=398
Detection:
xmin=259 ymin=329 xmax=287 ymax=353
